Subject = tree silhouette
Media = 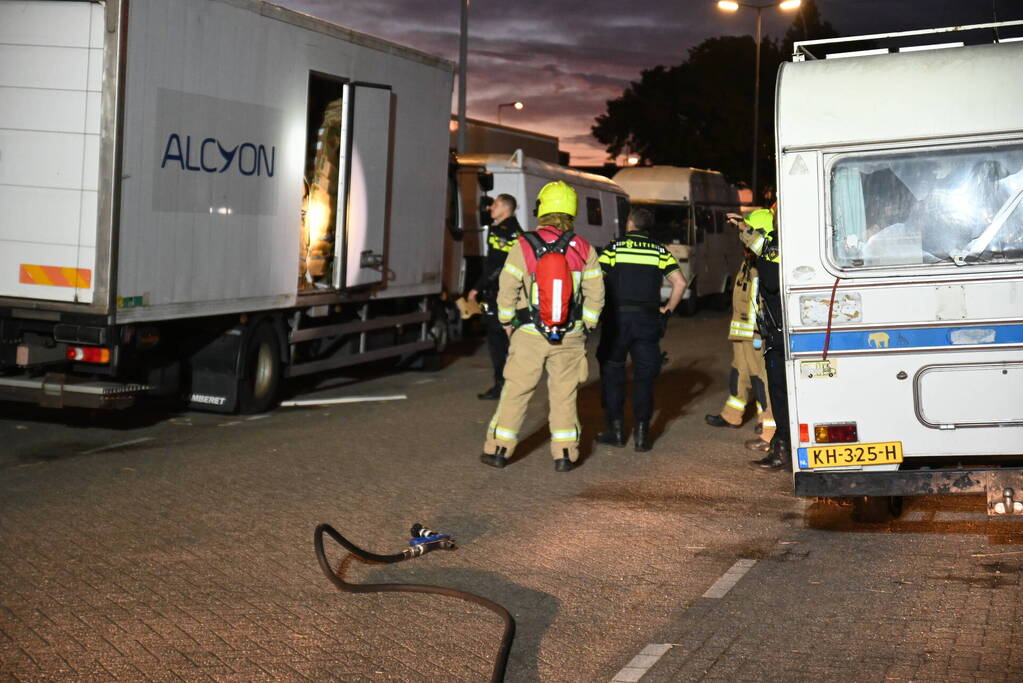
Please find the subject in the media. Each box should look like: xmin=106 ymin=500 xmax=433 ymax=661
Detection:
xmin=592 ymin=0 xmax=837 ymax=200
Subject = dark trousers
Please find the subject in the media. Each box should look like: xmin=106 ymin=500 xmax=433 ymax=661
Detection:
xmin=598 ymin=312 xmax=662 ymax=423
xmin=762 ymin=292 xmax=790 ymax=447
xmin=484 ymin=313 xmax=509 ymax=384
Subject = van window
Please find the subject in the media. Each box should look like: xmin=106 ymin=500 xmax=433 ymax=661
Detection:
xmin=830 ymin=144 xmax=1023 ymax=268
xmin=636 ymin=202 xmax=691 ymax=245
xmin=696 ymin=206 xmax=713 ymax=244
xmin=616 ymin=196 xmax=630 ymax=237
xmin=586 ymin=197 xmax=603 ymax=225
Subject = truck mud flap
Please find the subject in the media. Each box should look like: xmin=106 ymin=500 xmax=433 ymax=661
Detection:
xmin=795 ymin=469 xmax=1023 ymax=516
xmin=185 ymin=329 xmax=242 ymax=413
xmin=0 ymin=373 xmax=147 ymax=409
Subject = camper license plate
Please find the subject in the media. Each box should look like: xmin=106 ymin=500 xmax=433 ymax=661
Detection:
xmin=804 ymin=441 xmax=903 ymax=468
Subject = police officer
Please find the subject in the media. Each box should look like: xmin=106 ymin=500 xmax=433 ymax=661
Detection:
xmin=732 ymin=208 xmax=790 ymax=471
xmin=595 ymin=207 xmax=687 ymax=452
xmin=468 ymin=194 xmax=521 ymax=399
xmin=479 ymin=181 xmax=604 ymax=472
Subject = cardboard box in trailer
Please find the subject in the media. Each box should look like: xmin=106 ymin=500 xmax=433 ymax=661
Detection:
xmin=0 ymin=0 xmax=454 ymax=412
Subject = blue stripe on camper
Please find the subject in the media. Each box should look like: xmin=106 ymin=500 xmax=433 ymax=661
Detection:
xmin=790 ymin=323 xmax=1023 ymax=354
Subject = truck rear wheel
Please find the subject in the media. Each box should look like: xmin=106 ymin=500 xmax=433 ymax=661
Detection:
xmin=238 ymin=323 xmax=282 ymax=413
xmin=851 ymin=495 xmax=903 ymax=523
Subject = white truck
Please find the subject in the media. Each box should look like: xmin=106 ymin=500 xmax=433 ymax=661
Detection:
xmin=777 ymin=22 xmax=1023 ymax=519
xmin=0 ymin=0 xmax=458 ymax=412
xmin=613 ymin=166 xmax=742 ymax=314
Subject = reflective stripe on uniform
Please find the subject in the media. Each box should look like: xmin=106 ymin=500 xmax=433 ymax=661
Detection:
xmin=551 ymin=428 xmax=577 ymax=442
xmin=503 ymin=262 xmax=524 ymax=279
xmin=725 ymin=396 xmax=746 ymax=411
xmin=761 ymin=419 xmax=776 ymax=428
xmin=493 ymin=426 xmax=518 ymax=441
xmin=582 ymin=307 xmax=599 ymax=323
xmin=749 ymin=235 xmax=765 ymax=256
xmin=498 ymin=308 xmax=515 ymax=323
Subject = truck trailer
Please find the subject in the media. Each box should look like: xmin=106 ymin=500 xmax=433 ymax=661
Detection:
xmin=776 ymin=22 xmax=1023 ymax=519
xmin=0 ymin=0 xmax=457 ymax=412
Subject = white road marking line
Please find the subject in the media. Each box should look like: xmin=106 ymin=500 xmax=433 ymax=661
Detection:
xmin=280 ymin=394 xmax=407 ymax=407
xmin=245 ymin=414 xmax=270 ymax=421
xmin=933 ymin=511 xmax=988 ymax=522
xmin=81 ymin=437 xmax=154 ymax=455
xmin=611 ymin=644 xmax=674 ymax=683
xmin=702 ymin=558 xmax=757 ymax=599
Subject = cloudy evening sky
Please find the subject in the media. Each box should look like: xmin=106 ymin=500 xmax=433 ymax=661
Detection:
xmin=280 ymin=1 xmax=1023 ymax=165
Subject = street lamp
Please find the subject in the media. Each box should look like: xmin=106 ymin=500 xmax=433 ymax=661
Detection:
xmin=497 ymin=101 xmax=524 ymax=125
xmin=716 ymin=0 xmax=800 ymax=202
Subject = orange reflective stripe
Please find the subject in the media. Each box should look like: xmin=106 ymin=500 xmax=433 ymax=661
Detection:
xmin=19 ymin=264 xmax=91 ymax=288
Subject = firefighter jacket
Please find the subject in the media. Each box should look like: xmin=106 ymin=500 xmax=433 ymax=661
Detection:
xmin=471 ymin=215 xmax=522 ymax=298
xmin=598 ymin=230 xmax=680 ymax=312
xmin=728 ymin=258 xmax=760 ymax=341
xmin=496 ymin=226 xmax=604 ymax=337
xmin=737 ymin=219 xmax=779 ymax=264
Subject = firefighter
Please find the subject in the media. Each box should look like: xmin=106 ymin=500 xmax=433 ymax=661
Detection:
xmin=704 ymin=252 xmax=776 ymax=451
xmin=595 ymin=207 xmax=687 ymax=451
xmin=479 ymin=181 xmax=604 ymax=472
xmin=467 ymin=193 xmax=521 ymax=400
xmin=731 ymin=208 xmax=790 ymax=471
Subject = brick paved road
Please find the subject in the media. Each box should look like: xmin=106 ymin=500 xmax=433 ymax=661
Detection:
xmin=643 ymin=496 xmax=1023 ymax=682
xmin=2 ymin=311 xmax=1021 ymax=682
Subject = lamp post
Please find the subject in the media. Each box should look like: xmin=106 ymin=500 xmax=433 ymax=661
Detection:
xmin=497 ymin=101 xmax=524 ymax=125
xmin=716 ymin=0 xmax=800 ymax=202
xmin=456 ymin=0 xmax=469 ymax=153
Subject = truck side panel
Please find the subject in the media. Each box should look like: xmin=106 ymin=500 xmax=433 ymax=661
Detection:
xmin=115 ymin=0 xmax=452 ymax=323
xmin=0 ymin=1 xmax=104 ymax=305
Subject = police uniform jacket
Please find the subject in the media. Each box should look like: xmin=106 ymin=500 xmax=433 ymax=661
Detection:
xmin=472 ymin=216 xmax=521 ymax=305
xmin=598 ymin=231 xmax=680 ymax=313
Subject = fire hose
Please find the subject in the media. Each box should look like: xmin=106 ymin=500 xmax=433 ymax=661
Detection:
xmin=313 ymin=523 xmax=515 ymax=683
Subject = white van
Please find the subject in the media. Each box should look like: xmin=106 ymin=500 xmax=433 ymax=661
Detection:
xmin=613 ymin=166 xmax=743 ymax=313
xmin=777 ymin=23 xmax=1023 ymax=519
xmin=458 ymin=150 xmax=630 ymax=251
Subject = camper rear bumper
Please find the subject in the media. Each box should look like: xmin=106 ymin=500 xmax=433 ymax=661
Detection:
xmin=795 ymin=468 xmax=1023 ymax=516
xmin=0 ymin=373 xmax=147 ymax=409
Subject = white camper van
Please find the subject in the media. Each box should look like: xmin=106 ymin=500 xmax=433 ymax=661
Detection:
xmin=777 ymin=23 xmax=1023 ymax=519
xmin=0 ymin=0 xmax=454 ymax=412
xmin=460 ymin=150 xmax=629 ymax=245
xmin=613 ymin=166 xmax=743 ymax=314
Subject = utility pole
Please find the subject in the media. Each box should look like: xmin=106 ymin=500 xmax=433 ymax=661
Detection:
xmin=456 ymin=0 xmax=469 ymax=153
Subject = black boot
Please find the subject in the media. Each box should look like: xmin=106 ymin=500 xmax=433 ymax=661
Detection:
xmin=478 ymin=381 xmax=503 ymax=400
xmin=480 ymin=446 xmax=508 ymax=468
xmin=554 ymin=448 xmax=574 ymax=472
xmin=705 ymin=414 xmax=740 ymax=429
xmin=634 ymin=422 xmax=652 ymax=452
xmin=750 ymin=440 xmax=791 ymax=471
xmin=595 ymin=420 xmax=626 ymax=447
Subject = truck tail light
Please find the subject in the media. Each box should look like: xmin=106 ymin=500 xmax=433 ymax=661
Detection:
xmin=799 ymin=423 xmax=810 ymax=443
xmin=66 ymin=346 xmax=111 ymax=364
xmin=814 ymin=422 xmax=858 ymax=443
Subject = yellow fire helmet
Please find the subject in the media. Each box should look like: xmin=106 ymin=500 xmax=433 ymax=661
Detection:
xmin=535 ymin=181 xmax=578 ymax=218
xmin=744 ymin=208 xmax=775 ymax=237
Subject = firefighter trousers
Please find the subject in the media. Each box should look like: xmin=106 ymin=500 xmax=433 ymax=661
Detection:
xmin=483 ymin=329 xmax=589 ymax=461
xmin=718 ymin=340 xmax=775 ymax=441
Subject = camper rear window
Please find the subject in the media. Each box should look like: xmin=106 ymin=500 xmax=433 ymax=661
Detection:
xmin=829 ymin=144 xmax=1023 ymax=269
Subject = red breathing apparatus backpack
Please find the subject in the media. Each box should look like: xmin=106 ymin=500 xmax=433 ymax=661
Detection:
xmin=520 ymin=230 xmax=579 ymax=343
